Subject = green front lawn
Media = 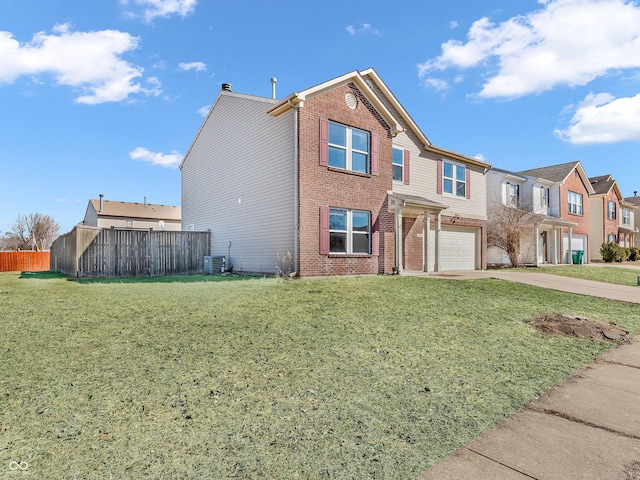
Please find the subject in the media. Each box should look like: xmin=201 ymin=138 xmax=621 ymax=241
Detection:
xmin=522 ymin=265 xmax=640 ymax=287
xmin=1 ymin=272 xmax=639 ymax=479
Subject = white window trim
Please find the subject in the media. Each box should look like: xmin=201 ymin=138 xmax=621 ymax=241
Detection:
xmin=623 ymin=208 xmax=631 ymax=225
xmin=328 ymin=121 xmax=370 ymax=173
xmin=443 ymin=160 xmax=466 ymax=198
xmin=392 ymin=147 xmax=404 ymax=182
xmin=568 ymin=191 xmax=583 ymax=215
xmin=329 ymin=208 xmax=371 ymax=255
xmin=541 ymin=186 xmax=549 ymax=208
xmin=607 ymin=201 xmax=617 ymax=220
xmin=507 ymin=183 xmax=519 ymax=207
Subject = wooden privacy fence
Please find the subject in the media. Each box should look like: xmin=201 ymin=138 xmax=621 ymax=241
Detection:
xmin=0 ymin=251 xmax=50 ymax=272
xmin=50 ymin=226 xmax=211 ymax=277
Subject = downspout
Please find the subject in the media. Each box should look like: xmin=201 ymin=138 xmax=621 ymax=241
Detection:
xmin=289 ymin=100 xmax=300 ymax=276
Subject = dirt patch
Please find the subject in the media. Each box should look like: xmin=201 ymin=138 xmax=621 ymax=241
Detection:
xmin=624 ymin=461 xmax=640 ymax=480
xmin=531 ymin=314 xmax=629 ymax=342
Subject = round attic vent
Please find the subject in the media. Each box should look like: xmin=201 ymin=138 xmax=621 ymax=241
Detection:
xmin=345 ymin=92 xmax=358 ymax=110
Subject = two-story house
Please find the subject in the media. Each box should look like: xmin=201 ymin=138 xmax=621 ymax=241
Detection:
xmin=486 ymin=168 xmax=578 ymax=266
xmin=518 ymin=162 xmax=594 ymax=264
xmin=589 ymin=175 xmax=637 ymax=259
xmin=486 ymin=161 xmax=594 ymax=266
xmin=180 ymin=69 xmax=490 ymax=276
xmin=624 ymin=194 xmax=640 ymax=248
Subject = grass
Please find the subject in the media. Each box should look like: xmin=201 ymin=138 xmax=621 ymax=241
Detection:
xmin=520 ymin=264 xmax=640 ymax=286
xmin=1 ymin=272 xmax=640 ymax=479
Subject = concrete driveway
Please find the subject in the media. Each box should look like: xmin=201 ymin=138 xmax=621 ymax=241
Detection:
xmin=407 ymin=266 xmax=640 ymax=305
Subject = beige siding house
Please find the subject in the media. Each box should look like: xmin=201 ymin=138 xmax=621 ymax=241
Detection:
xmin=83 ymin=197 xmax=181 ymax=231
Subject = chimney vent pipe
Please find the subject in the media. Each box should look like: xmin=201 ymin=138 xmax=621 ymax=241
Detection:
xmin=271 ymin=77 xmax=277 ymax=99
xmin=99 ymin=194 xmax=104 ymax=212
xmin=221 ymin=83 xmax=232 ymax=92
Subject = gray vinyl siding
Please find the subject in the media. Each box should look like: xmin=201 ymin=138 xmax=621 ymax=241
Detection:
xmin=368 ymin=83 xmax=487 ymax=220
xmin=391 ymin=131 xmax=487 ymax=219
xmin=181 ymin=93 xmax=295 ymax=274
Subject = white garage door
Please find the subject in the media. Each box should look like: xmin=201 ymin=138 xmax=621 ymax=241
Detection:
xmin=563 ymin=234 xmax=587 ymax=264
xmin=429 ymin=227 xmax=478 ymax=272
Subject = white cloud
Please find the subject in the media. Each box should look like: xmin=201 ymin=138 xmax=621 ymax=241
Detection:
xmin=449 ymin=20 xmax=459 ymax=29
xmin=120 ymin=0 xmax=197 ymax=23
xmin=424 ymin=78 xmax=450 ymax=92
xmin=345 ymin=24 xmax=380 ymax=36
xmin=0 ymin=24 xmax=159 ymax=104
xmin=197 ymin=104 xmax=211 ymax=117
xmin=418 ymin=0 xmax=640 ymax=99
xmin=179 ymin=61 xmax=206 ymax=72
xmin=474 ymin=153 xmax=487 ymax=162
xmin=555 ymin=92 xmax=640 ymax=144
xmin=130 ymin=147 xmax=183 ymax=168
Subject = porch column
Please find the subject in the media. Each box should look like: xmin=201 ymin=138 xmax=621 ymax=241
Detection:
xmin=533 ymin=223 xmax=540 ymax=267
xmin=567 ymin=227 xmax=573 ymax=264
xmin=434 ymin=212 xmax=442 ymax=272
xmin=395 ymin=209 xmax=403 ymax=273
xmin=552 ymin=227 xmax=559 ymax=265
xmin=423 ymin=210 xmax=431 ymax=273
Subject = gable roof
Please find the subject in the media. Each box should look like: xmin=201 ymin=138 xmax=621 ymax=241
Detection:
xmin=518 ymin=161 xmax=595 ymax=194
xmin=268 ymin=68 xmax=490 ymax=170
xmin=625 ymin=196 xmax=640 ymax=206
xmin=89 ymin=199 xmax=181 ymax=221
xmin=268 ymin=69 xmax=405 ymax=137
xmin=589 ymin=174 xmax=622 ymax=198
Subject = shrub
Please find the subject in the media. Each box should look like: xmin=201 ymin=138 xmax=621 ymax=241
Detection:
xmin=630 ymin=247 xmax=639 ymax=262
xmin=620 ymin=247 xmax=631 ymax=262
xmin=600 ymin=242 xmax=623 ymax=262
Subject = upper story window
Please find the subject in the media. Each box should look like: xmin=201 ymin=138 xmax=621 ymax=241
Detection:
xmin=623 ymin=208 xmax=631 ymax=225
xmin=328 ymin=122 xmax=370 ymax=174
xmin=541 ymin=186 xmax=549 ymax=208
xmin=392 ymin=148 xmax=404 ymax=182
xmin=568 ymin=191 xmax=583 ymax=215
xmin=443 ymin=161 xmax=466 ymax=198
xmin=607 ymin=201 xmax=617 ymax=220
xmin=329 ymin=208 xmax=370 ymax=254
xmin=507 ymin=183 xmax=520 ymax=207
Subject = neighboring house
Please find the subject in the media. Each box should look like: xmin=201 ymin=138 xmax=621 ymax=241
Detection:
xmin=517 ymin=161 xmax=594 ymax=264
xmin=623 ymin=194 xmax=640 ymax=248
xmin=589 ymin=174 xmax=636 ymax=259
xmin=486 ymin=168 xmax=578 ymax=266
xmin=180 ymin=68 xmax=491 ymax=276
xmin=83 ymin=196 xmax=181 ymax=231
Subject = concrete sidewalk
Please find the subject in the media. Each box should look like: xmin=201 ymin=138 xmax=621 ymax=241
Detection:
xmin=415 ymin=337 xmax=640 ymax=479
xmin=412 ymin=269 xmax=640 ymax=479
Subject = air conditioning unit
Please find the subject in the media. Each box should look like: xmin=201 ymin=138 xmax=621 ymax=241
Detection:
xmin=204 ymin=255 xmax=226 ymax=274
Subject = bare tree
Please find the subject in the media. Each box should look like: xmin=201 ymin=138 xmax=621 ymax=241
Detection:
xmin=0 ymin=213 xmax=60 ymax=251
xmin=487 ymin=200 xmax=539 ymax=268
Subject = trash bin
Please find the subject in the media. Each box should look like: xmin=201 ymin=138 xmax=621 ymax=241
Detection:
xmin=572 ymin=250 xmax=584 ymax=264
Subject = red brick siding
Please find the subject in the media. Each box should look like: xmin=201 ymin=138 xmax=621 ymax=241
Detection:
xmin=559 ymin=168 xmax=591 ymax=262
xmin=602 ymin=191 xmax=620 ymax=243
xmin=297 ymin=83 xmax=395 ymax=276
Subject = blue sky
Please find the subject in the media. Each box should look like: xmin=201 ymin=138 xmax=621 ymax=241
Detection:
xmin=2 ymin=0 xmax=640 ymax=234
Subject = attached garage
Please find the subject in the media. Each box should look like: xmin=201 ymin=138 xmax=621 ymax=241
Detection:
xmin=426 ymin=226 xmax=479 ymax=271
xmin=440 ymin=227 xmax=478 ymax=271
xmin=563 ymin=233 xmax=588 ymax=264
